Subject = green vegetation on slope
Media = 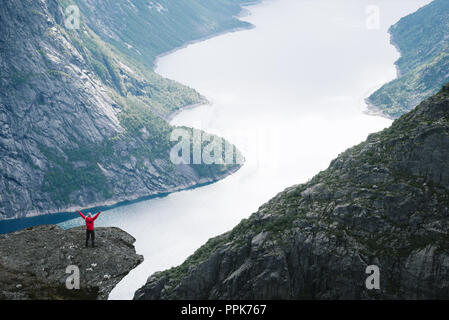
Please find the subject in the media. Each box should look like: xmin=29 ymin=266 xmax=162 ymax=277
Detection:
xmin=367 ymin=0 xmax=449 ymax=118
xmin=73 ymin=0 xmax=254 ymax=68
xmin=36 ymin=0 xmax=245 ymax=206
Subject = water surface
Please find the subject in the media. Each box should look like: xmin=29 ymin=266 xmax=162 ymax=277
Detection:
xmin=58 ymin=0 xmax=431 ymax=299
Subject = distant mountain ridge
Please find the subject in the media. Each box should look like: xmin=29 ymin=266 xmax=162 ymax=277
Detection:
xmin=0 ymin=0 xmax=253 ymax=219
xmin=367 ymin=0 xmax=449 ymax=118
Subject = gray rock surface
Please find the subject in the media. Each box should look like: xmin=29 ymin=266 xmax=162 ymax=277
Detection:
xmin=0 ymin=225 xmax=143 ymax=300
xmin=0 ymin=0 xmax=243 ymax=220
xmin=135 ymin=84 xmax=449 ymax=300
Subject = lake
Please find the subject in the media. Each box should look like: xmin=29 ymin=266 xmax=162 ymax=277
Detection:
xmin=57 ymin=0 xmax=430 ymax=299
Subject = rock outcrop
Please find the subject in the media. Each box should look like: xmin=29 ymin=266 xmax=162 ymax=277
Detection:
xmin=0 ymin=225 xmax=143 ymax=300
xmin=135 ymin=84 xmax=449 ymax=300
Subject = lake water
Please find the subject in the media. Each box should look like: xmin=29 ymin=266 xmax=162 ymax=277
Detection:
xmin=57 ymin=0 xmax=431 ymax=299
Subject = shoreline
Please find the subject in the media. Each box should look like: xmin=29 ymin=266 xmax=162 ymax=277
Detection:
xmin=362 ymin=0 xmax=434 ymax=119
xmin=110 ymin=0 xmax=427 ymax=300
xmin=362 ymin=25 xmax=403 ymax=120
xmin=388 ymin=29 xmax=404 ymax=78
xmin=158 ymin=1 xmax=265 ymax=123
xmin=152 ymin=25 xmax=256 ymax=71
xmin=0 ymin=164 xmax=243 ymax=231
xmin=0 ymin=0 xmax=263 ymax=227
xmin=163 ymin=97 xmax=210 ymax=123
xmin=152 ymin=1 xmax=262 ymax=70
xmin=363 ymin=98 xmax=396 ymax=120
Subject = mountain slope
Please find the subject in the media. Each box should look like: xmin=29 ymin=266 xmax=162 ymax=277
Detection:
xmin=367 ymin=0 xmax=449 ymax=118
xmin=135 ymin=84 xmax=449 ymax=300
xmin=72 ymin=0 xmax=255 ymax=69
xmin=0 ymin=0 xmax=248 ymax=219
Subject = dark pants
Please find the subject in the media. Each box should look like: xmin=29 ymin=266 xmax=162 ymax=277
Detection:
xmin=86 ymin=230 xmax=95 ymax=247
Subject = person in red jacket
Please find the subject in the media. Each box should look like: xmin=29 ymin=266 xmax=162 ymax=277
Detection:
xmin=77 ymin=210 xmax=101 ymax=247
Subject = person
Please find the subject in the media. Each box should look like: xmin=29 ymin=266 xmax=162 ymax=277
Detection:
xmin=77 ymin=210 xmax=102 ymax=248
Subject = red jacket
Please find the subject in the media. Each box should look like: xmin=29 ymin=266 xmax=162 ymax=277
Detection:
xmin=78 ymin=211 xmax=101 ymax=231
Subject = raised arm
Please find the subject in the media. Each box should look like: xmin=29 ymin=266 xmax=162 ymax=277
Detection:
xmin=93 ymin=211 xmax=101 ymax=221
xmin=77 ymin=210 xmax=86 ymax=220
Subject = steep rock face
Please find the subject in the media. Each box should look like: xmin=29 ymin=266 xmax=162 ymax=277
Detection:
xmin=135 ymin=85 xmax=449 ymax=300
xmin=0 ymin=0 xmax=244 ymax=219
xmin=0 ymin=225 xmax=143 ymax=300
xmin=367 ymin=0 xmax=449 ymax=118
xmin=0 ymin=0 xmax=121 ymax=217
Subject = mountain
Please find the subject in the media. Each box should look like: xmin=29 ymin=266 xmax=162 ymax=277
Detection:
xmin=135 ymin=84 xmax=449 ymax=299
xmin=367 ymin=0 xmax=449 ymax=118
xmin=0 ymin=225 xmax=142 ymax=300
xmin=0 ymin=0 xmax=251 ymax=219
xmin=71 ymin=0 xmax=255 ymax=69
